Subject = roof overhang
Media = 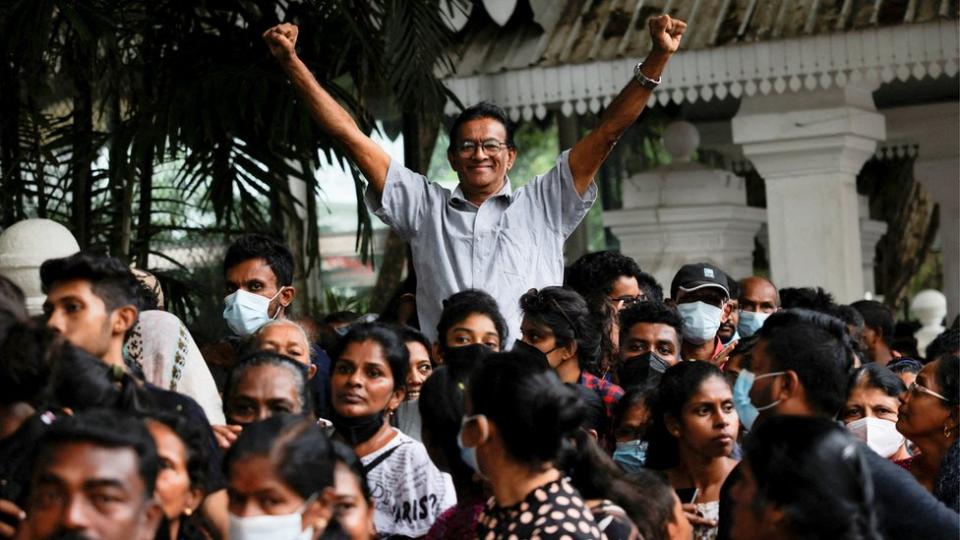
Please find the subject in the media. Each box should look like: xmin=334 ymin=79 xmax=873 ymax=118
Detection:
xmin=444 ymin=19 xmax=959 ymax=120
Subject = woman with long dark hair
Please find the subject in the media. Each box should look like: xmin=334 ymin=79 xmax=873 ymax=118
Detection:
xmin=328 ymin=323 xmax=456 ymax=537
xmin=646 ymin=361 xmax=739 ymax=540
xmin=460 ymin=352 xmax=603 ymax=539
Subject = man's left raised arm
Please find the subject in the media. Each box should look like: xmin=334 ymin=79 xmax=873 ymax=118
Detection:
xmin=568 ymin=14 xmax=687 ymax=196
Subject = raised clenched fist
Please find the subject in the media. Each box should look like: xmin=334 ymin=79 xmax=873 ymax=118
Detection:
xmin=648 ymin=14 xmax=687 ymax=54
xmin=263 ymin=23 xmax=299 ymax=61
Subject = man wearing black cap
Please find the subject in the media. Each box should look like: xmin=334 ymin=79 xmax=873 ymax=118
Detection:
xmin=670 ymin=262 xmax=735 ymax=362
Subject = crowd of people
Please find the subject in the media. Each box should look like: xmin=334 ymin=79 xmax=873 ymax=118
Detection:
xmin=0 ymin=12 xmax=957 ymax=540
xmin=0 ymin=238 xmax=957 ymax=540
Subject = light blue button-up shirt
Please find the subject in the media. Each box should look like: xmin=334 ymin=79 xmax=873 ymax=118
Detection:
xmin=365 ymin=149 xmax=597 ymax=344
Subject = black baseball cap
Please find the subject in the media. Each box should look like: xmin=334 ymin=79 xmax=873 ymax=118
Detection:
xmin=670 ymin=263 xmax=731 ymax=300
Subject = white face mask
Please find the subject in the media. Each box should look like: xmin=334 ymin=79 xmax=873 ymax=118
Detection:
xmin=223 ymin=287 xmax=286 ymax=336
xmin=228 ymin=494 xmax=317 ymax=540
xmin=846 ymin=417 xmax=905 ymax=458
xmin=677 ymin=301 xmax=724 ymax=344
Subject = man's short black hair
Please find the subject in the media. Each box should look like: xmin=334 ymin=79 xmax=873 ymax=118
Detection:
xmin=850 ymin=300 xmax=895 ymax=345
xmin=757 ymin=309 xmax=855 ymax=418
xmin=779 ymin=287 xmax=837 ymax=314
xmin=447 ymin=102 xmax=515 ymax=151
xmin=40 ymin=252 xmax=142 ymax=311
xmin=35 ymin=408 xmax=159 ymax=496
xmin=223 ymin=234 xmax=294 ymax=287
xmin=565 ymin=250 xmax=663 ymax=304
xmin=618 ymin=301 xmax=683 ymax=345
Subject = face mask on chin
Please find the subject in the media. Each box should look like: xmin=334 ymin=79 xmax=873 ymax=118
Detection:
xmin=676 ymin=301 xmax=724 ymax=345
xmin=228 ymin=492 xmax=318 ymax=540
xmin=330 ymin=409 xmax=386 ymax=446
xmin=223 ymin=287 xmax=287 ymax=336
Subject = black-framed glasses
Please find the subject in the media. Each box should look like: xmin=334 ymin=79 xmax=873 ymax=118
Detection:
xmin=456 ymin=139 xmax=509 ymax=157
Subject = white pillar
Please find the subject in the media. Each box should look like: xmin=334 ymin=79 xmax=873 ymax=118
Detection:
xmin=859 ymin=195 xmax=888 ymax=296
xmin=732 ymin=84 xmax=886 ymax=303
xmin=604 ymin=121 xmax=766 ymax=287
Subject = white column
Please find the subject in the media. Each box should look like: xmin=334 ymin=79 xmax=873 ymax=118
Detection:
xmin=604 ymin=121 xmax=766 ymax=287
xmin=859 ymin=195 xmax=888 ymax=296
xmin=732 ymin=84 xmax=886 ymax=303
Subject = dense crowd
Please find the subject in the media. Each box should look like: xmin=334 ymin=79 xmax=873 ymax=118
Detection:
xmin=0 ymin=239 xmax=957 ymax=540
xmin=0 ymin=12 xmax=957 ymax=540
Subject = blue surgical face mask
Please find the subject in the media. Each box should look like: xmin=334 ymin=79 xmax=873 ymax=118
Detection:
xmin=737 ymin=310 xmax=770 ymax=338
xmin=677 ymin=301 xmax=724 ymax=344
xmin=612 ymin=439 xmax=648 ymax=473
xmin=732 ymin=369 xmax=786 ymax=431
xmin=223 ymin=287 xmax=286 ymax=336
xmin=457 ymin=414 xmax=486 ymax=477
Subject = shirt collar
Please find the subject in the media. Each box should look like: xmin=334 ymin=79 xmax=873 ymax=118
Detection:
xmin=451 ymin=176 xmax=513 ymax=205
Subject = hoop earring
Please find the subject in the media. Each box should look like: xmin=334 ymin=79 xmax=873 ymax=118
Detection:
xmin=945 ymin=424 xmax=953 ymax=439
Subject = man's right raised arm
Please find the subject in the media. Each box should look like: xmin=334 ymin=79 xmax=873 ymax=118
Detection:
xmin=263 ymin=24 xmax=390 ymax=195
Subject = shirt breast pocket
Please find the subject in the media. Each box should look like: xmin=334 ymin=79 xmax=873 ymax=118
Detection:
xmin=495 ymin=225 xmax=537 ymax=277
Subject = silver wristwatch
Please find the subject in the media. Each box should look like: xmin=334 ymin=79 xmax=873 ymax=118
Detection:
xmin=633 ymin=62 xmax=661 ymax=89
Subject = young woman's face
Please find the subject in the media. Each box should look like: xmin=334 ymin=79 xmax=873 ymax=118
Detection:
xmin=519 ymin=317 xmax=568 ymax=369
xmin=405 ymin=341 xmax=433 ymax=401
xmin=331 ymin=340 xmax=403 ymax=418
xmin=146 ymin=421 xmax=200 ymax=520
xmin=333 ymin=463 xmax=376 ymax=540
xmin=670 ymin=376 xmax=738 ymax=458
xmin=227 ymin=364 xmax=303 ymax=425
xmin=228 ymin=455 xmax=305 ymax=517
xmin=842 ymin=383 xmax=901 ymax=424
xmin=444 ymin=313 xmax=501 ymax=351
xmin=897 ymin=360 xmax=954 ymax=439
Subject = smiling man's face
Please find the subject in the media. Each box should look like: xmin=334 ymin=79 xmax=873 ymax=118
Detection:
xmin=447 ymin=117 xmax=516 ymax=199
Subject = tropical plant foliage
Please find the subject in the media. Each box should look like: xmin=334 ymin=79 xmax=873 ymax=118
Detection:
xmin=0 ymin=0 xmax=462 ymax=321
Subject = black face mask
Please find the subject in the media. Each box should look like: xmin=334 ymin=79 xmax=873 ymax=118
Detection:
xmin=617 ymin=352 xmax=670 ymax=388
xmin=442 ymin=343 xmax=493 ymax=368
xmin=330 ymin=409 xmax=386 ymax=445
xmin=512 ymin=339 xmax=551 ymax=368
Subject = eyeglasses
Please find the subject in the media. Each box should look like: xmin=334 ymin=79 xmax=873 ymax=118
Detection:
xmin=908 ymin=381 xmax=952 ymax=403
xmin=456 ymin=139 xmax=509 ymax=157
xmin=613 ymin=295 xmax=647 ymax=309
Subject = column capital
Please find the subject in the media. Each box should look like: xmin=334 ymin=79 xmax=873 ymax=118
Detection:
xmin=732 ymin=85 xmax=886 ymax=179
